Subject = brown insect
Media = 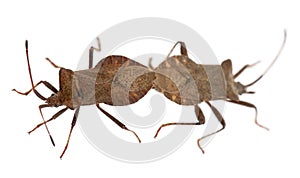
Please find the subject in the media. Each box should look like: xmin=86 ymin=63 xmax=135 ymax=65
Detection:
xmin=150 ymin=30 xmax=286 ymax=153
xmin=13 ymin=38 xmax=155 ymax=158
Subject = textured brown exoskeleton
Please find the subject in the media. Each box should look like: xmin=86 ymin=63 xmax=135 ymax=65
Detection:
xmin=150 ymin=30 xmax=286 ymax=153
xmin=13 ymin=38 xmax=155 ymax=158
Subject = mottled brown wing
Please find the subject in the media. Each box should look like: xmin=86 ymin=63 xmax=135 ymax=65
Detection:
xmin=94 ymin=55 xmax=155 ymax=105
xmin=153 ymin=55 xmax=205 ymax=105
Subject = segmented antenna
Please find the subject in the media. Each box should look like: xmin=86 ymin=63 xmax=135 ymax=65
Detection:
xmin=246 ymin=30 xmax=287 ymax=87
xmin=25 ymin=40 xmax=55 ymax=146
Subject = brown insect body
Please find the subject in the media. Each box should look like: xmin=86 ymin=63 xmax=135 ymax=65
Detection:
xmin=48 ymin=55 xmax=154 ymax=109
xmin=151 ymin=31 xmax=286 ymax=153
xmin=14 ymin=39 xmax=154 ymax=158
xmin=153 ymin=55 xmax=242 ymax=105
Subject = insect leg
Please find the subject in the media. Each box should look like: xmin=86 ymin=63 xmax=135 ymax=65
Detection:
xmin=233 ymin=61 xmax=260 ymax=79
xmin=96 ymin=104 xmax=141 ymax=143
xmin=179 ymin=42 xmax=188 ymax=56
xmin=45 ymin=57 xmax=62 ymax=69
xmin=148 ymin=57 xmax=154 ymax=70
xmin=35 ymin=104 xmax=56 ymax=146
xmin=154 ymin=105 xmax=205 ymax=138
xmin=166 ymin=41 xmax=188 ymax=59
xmin=12 ymin=80 xmax=58 ymax=98
xmin=89 ymin=37 xmax=101 ymax=69
xmin=14 ymin=41 xmax=58 ymax=100
xmin=226 ymin=99 xmax=269 ymax=131
xmin=149 ymin=41 xmax=188 ymax=69
xmin=60 ymin=107 xmax=80 ymax=159
xmin=195 ymin=104 xmax=206 ymax=124
xmin=28 ymin=107 xmax=68 ymax=134
xmin=197 ymin=101 xmax=226 ymax=153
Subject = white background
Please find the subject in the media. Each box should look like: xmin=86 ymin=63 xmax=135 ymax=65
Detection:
xmin=1 ymin=0 xmax=299 ymax=177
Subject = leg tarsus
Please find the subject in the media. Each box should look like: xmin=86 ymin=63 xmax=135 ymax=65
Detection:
xmin=38 ymin=104 xmax=56 ymax=147
xmin=60 ymin=107 xmax=80 ymax=159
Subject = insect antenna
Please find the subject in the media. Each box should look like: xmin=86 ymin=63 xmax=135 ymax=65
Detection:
xmin=25 ymin=40 xmax=55 ymax=146
xmin=245 ymin=30 xmax=287 ymax=87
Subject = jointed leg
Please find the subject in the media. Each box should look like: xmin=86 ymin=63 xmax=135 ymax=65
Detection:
xmin=197 ymin=101 xmax=226 ymax=153
xmin=226 ymin=99 xmax=269 ymax=131
xmin=154 ymin=105 xmax=205 ymax=138
xmin=89 ymin=37 xmax=101 ymax=69
xmin=149 ymin=41 xmax=188 ymax=69
xmin=166 ymin=41 xmax=188 ymax=59
xmin=60 ymin=107 xmax=80 ymax=159
xmin=12 ymin=80 xmax=58 ymax=97
xmin=148 ymin=57 xmax=154 ymax=70
xmin=45 ymin=57 xmax=62 ymax=69
xmin=28 ymin=107 xmax=68 ymax=134
xmin=96 ymin=104 xmax=141 ymax=143
xmin=36 ymin=104 xmax=56 ymax=146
